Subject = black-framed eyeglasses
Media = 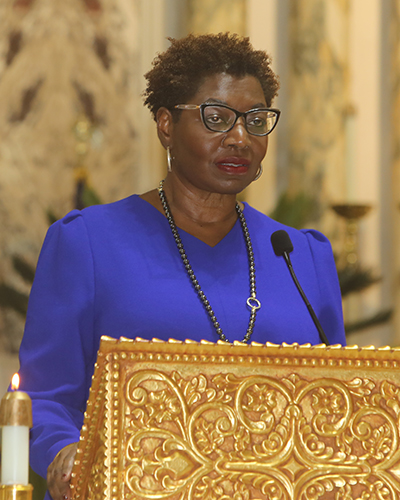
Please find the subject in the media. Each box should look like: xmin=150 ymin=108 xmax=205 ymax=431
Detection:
xmin=174 ymin=103 xmax=281 ymax=136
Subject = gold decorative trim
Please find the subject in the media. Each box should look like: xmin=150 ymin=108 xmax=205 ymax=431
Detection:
xmin=71 ymin=337 xmax=400 ymax=499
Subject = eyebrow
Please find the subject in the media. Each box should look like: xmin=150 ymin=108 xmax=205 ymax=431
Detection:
xmin=204 ymin=98 xmax=267 ymax=109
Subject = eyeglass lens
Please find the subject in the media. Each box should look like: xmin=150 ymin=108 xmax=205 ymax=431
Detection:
xmin=202 ymin=105 xmax=277 ymax=136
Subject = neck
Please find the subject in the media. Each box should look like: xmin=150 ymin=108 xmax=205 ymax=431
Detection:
xmin=161 ymin=175 xmax=239 ymax=227
xmin=139 ymin=175 xmax=244 ymax=246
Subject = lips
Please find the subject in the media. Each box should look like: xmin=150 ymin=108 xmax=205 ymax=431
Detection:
xmin=216 ymin=156 xmax=251 ymax=174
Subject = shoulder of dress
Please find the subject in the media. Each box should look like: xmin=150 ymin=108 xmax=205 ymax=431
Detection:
xmin=299 ymin=228 xmax=331 ymax=247
xmin=54 ymin=195 xmax=139 ymax=227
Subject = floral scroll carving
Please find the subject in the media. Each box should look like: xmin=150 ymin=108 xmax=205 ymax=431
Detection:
xmin=70 ymin=339 xmax=400 ymax=500
xmin=121 ymin=372 xmax=400 ymax=499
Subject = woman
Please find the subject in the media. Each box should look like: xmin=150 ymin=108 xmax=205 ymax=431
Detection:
xmin=18 ymin=33 xmax=345 ymax=500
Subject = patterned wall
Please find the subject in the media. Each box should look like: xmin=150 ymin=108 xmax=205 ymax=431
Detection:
xmin=0 ymin=0 xmax=141 ymax=352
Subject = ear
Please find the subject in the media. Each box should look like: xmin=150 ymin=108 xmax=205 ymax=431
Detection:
xmin=156 ymin=107 xmax=174 ymax=149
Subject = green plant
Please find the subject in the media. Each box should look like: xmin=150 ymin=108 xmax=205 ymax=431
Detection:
xmin=269 ymin=191 xmax=319 ymax=230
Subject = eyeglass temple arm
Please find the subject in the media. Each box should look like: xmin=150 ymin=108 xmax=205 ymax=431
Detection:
xmin=174 ymin=104 xmax=201 ymax=110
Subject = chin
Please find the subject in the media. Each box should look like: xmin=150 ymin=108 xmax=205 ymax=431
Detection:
xmin=217 ymin=178 xmax=252 ymax=195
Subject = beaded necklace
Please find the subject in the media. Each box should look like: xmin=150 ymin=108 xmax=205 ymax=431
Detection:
xmin=158 ymin=180 xmax=261 ymax=343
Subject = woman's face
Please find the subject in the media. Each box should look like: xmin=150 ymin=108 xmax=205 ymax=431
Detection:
xmin=160 ymin=73 xmax=269 ymax=196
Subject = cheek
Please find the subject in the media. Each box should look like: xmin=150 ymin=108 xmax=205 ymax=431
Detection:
xmin=262 ymin=135 xmax=269 ymax=149
xmin=177 ymin=130 xmax=221 ymax=161
xmin=256 ymin=137 xmax=269 ymax=160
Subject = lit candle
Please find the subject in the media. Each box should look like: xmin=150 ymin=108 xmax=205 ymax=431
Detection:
xmin=0 ymin=374 xmax=32 ymax=485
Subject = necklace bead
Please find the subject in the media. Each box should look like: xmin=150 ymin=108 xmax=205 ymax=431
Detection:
xmin=158 ymin=180 xmax=260 ymax=343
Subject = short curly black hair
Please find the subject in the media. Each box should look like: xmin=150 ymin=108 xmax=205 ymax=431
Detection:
xmin=143 ymin=32 xmax=279 ymax=121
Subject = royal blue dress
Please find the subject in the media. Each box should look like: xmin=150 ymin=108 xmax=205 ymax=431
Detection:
xmin=18 ymin=195 xmax=345 ymax=483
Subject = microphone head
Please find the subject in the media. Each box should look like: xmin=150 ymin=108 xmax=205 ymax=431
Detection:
xmin=271 ymin=230 xmax=294 ymax=256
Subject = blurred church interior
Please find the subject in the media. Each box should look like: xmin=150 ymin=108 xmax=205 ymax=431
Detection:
xmin=0 ymin=0 xmax=399 ymax=395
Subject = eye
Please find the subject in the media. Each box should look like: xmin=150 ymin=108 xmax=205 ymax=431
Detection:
xmin=203 ymin=106 xmax=234 ymax=130
xmin=247 ymin=115 xmax=267 ymax=128
xmin=206 ymin=113 xmax=226 ymax=124
xmin=204 ymin=109 xmax=231 ymax=125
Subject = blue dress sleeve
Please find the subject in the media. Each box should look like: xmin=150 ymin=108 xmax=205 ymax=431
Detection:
xmin=18 ymin=211 xmax=96 ymax=479
xmin=302 ymin=229 xmax=346 ymax=346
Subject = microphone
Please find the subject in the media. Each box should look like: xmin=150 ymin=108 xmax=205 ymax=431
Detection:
xmin=271 ymin=230 xmax=330 ymax=345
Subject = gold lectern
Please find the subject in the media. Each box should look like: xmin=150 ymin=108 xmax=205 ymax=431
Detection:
xmin=70 ymin=337 xmax=400 ymax=500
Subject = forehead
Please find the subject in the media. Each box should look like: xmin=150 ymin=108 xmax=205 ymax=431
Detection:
xmin=190 ymin=73 xmax=266 ymax=110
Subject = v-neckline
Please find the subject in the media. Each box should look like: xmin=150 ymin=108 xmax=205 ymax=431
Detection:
xmin=136 ymin=195 xmax=246 ymax=249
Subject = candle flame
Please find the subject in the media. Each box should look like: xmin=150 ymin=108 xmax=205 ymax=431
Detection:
xmin=11 ymin=373 xmax=20 ymax=391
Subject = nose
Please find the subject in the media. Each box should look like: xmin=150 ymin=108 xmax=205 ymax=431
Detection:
xmin=222 ymin=117 xmax=252 ymax=148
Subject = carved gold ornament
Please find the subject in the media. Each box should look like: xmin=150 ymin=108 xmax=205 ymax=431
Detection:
xmin=70 ymin=338 xmax=400 ymax=500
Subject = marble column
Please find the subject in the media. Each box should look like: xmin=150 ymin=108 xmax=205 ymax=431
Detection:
xmin=0 ymin=0 xmax=141 ymax=352
xmin=392 ymin=0 xmax=400 ymax=343
xmin=287 ymin=0 xmax=349 ymax=230
xmin=187 ymin=0 xmax=246 ymax=34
